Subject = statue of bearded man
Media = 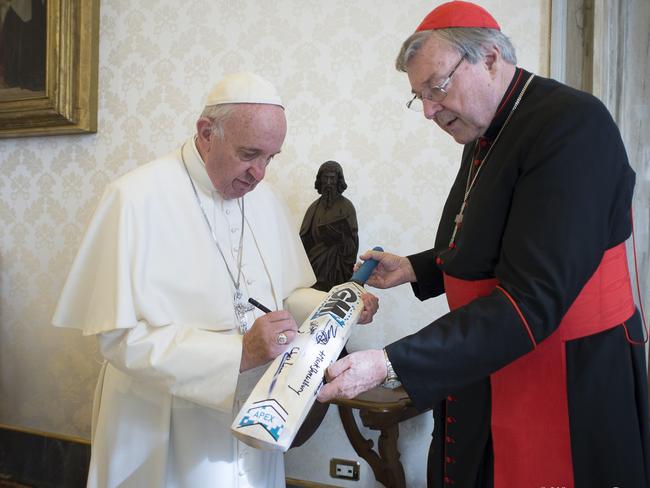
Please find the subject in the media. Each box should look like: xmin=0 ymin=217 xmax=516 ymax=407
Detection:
xmin=299 ymin=161 xmax=359 ymax=292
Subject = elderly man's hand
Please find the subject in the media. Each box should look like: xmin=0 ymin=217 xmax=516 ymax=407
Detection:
xmin=357 ymin=292 xmax=379 ymax=324
xmin=240 ymin=311 xmax=298 ymax=372
xmin=317 ymin=349 xmax=387 ymax=402
xmin=357 ymin=249 xmax=416 ymax=289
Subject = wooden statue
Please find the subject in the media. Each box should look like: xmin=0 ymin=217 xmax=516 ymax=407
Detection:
xmin=300 ymin=161 xmax=359 ymax=291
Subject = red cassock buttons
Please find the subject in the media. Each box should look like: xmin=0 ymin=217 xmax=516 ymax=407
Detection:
xmin=444 ymin=475 xmax=455 ymax=485
xmin=445 ymin=435 xmax=455 ymax=444
xmin=446 ymin=416 xmax=456 ymax=424
xmin=445 ymin=456 xmax=456 ymax=464
xmin=435 ymin=257 xmax=443 ymax=265
xmin=446 ymin=395 xmax=456 ymax=402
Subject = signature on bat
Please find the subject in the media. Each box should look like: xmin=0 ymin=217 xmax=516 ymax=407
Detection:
xmin=268 ymin=346 xmax=300 ymax=394
xmin=315 ymin=323 xmax=338 ymax=345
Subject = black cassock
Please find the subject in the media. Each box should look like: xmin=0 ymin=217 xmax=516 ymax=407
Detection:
xmin=386 ymin=68 xmax=650 ymax=487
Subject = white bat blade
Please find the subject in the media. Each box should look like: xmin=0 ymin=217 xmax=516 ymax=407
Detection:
xmin=231 ymin=280 xmax=366 ymax=451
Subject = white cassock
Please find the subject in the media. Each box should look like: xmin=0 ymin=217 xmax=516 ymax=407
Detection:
xmin=53 ymin=138 xmax=324 ymax=488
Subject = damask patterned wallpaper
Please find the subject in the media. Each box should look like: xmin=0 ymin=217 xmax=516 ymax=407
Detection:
xmin=0 ymin=1 xmax=549 ymax=486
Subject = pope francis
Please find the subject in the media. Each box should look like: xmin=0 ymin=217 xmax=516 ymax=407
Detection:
xmin=52 ymin=73 xmax=376 ymax=488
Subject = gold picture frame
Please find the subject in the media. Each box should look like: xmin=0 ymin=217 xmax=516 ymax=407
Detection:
xmin=0 ymin=0 xmax=99 ymax=138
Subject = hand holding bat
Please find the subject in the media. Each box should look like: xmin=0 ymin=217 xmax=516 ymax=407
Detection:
xmin=357 ymin=249 xmax=417 ymax=289
xmin=357 ymin=293 xmax=379 ymax=324
xmin=317 ymin=349 xmax=387 ymax=402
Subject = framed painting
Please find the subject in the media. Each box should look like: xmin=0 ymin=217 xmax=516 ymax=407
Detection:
xmin=0 ymin=0 xmax=99 ymax=138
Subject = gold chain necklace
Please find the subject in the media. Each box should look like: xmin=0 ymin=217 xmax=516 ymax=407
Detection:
xmin=448 ymin=73 xmax=535 ymax=248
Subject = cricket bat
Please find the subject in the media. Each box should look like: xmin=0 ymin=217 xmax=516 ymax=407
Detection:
xmin=231 ymin=246 xmax=383 ymax=451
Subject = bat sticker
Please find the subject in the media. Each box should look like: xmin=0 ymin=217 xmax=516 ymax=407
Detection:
xmin=236 ymin=399 xmax=288 ymax=441
xmin=309 ymin=287 xmax=359 ymax=326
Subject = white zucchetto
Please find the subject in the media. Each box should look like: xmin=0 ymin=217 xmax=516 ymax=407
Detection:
xmin=204 ymin=72 xmax=283 ymax=108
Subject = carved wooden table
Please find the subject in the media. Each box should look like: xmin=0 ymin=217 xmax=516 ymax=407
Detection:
xmin=331 ymin=386 xmax=421 ymax=488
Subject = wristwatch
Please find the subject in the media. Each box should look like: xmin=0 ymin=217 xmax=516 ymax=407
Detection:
xmin=382 ymin=348 xmax=402 ymax=389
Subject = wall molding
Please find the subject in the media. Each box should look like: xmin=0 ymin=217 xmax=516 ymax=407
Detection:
xmin=0 ymin=425 xmax=89 ymax=487
xmin=0 ymin=423 xmax=90 ymax=446
xmin=0 ymin=424 xmax=339 ymax=488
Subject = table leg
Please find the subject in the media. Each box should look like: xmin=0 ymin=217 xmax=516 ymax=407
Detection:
xmin=336 ymin=405 xmax=406 ymax=488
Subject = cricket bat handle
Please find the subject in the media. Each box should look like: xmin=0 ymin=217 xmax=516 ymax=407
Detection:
xmin=350 ymin=245 xmax=383 ymax=285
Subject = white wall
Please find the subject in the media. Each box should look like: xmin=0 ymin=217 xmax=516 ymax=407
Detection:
xmin=0 ymin=1 xmax=550 ymax=486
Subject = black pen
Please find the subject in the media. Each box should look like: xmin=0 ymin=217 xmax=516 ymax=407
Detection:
xmin=248 ymin=297 xmax=272 ymax=313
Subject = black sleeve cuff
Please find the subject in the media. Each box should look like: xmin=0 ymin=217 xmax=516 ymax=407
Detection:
xmin=407 ymin=249 xmax=444 ymax=300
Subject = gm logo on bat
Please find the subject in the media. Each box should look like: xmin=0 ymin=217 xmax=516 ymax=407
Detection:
xmin=309 ymin=287 xmax=359 ymax=327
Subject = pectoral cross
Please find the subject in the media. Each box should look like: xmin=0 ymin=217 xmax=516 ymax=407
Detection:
xmin=449 ymin=201 xmax=467 ymax=247
xmin=234 ymin=288 xmax=255 ymax=334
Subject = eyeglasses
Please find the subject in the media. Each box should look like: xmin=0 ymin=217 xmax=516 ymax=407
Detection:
xmin=406 ymin=54 xmax=466 ymax=112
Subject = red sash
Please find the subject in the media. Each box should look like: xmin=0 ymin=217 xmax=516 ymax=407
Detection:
xmin=442 ymin=243 xmax=635 ymax=488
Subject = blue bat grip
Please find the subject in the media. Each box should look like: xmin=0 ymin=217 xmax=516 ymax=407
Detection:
xmin=350 ymin=246 xmax=384 ymax=285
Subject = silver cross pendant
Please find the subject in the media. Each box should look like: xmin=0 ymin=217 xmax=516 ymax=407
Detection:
xmin=234 ymin=288 xmax=255 ymax=334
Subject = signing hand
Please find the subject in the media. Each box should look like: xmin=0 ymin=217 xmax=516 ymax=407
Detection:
xmin=356 ymin=249 xmax=416 ymax=289
xmin=317 ymin=349 xmax=386 ymax=402
xmin=357 ymin=292 xmax=379 ymax=324
xmin=240 ymin=311 xmax=298 ymax=372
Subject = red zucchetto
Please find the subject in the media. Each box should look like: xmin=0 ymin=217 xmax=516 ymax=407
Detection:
xmin=415 ymin=1 xmax=501 ymax=32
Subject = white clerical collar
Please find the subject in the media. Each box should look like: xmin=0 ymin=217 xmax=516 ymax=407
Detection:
xmin=180 ymin=136 xmax=219 ymax=197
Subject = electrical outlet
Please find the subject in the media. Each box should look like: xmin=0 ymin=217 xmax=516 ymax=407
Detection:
xmin=329 ymin=458 xmax=360 ymax=480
